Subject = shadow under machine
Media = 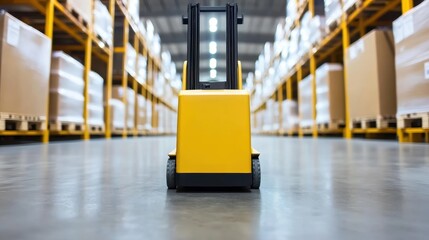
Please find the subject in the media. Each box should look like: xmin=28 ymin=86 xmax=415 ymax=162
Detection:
xmin=166 ymin=3 xmax=261 ymax=189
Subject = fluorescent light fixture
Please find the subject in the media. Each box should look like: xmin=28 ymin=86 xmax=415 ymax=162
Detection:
xmin=209 ymin=58 xmax=217 ymax=69
xmin=209 ymin=25 xmax=218 ymax=32
xmin=209 ymin=41 xmax=217 ymax=54
xmin=209 ymin=17 xmax=218 ymax=32
xmin=210 ymin=69 xmax=217 ymax=79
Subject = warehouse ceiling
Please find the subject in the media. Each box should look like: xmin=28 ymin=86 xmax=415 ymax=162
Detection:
xmin=140 ymin=0 xmax=285 ymax=82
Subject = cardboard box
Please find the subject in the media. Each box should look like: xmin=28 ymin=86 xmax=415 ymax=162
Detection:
xmin=299 ymin=75 xmax=313 ymax=128
xmin=0 ymin=12 xmax=51 ymax=118
xmin=345 ymin=30 xmax=397 ymax=120
xmin=393 ymin=1 xmax=429 ymax=115
xmin=316 ymin=63 xmax=345 ymax=124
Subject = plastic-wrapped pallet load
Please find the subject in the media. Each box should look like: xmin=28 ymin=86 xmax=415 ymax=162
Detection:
xmin=65 ymin=0 xmax=91 ymax=24
xmin=94 ymin=0 xmax=113 ymax=46
xmin=145 ymin=99 xmax=152 ymax=132
xmin=111 ymin=86 xmax=135 ymax=130
xmin=272 ymin=101 xmax=279 ymax=131
xmin=49 ymin=51 xmax=84 ymax=127
xmin=299 ymin=12 xmax=312 ymax=59
xmin=126 ymin=43 xmax=137 ymax=77
xmin=109 ymin=99 xmax=125 ymax=131
xmin=128 ymin=0 xmax=139 ymax=23
xmin=88 ymin=71 xmax=104 ymax=127
xmin=316 ymin=63 xmax=345 ymax=125
xmin=263 ymin=100 xmax=275 ymax=132
xmin=393 ymin=1 xmax=429 ymax=117
xmin=324 ymin=0 xmax=342 ymax=30
xmin=274 ymin=20 xmax=286 ymax=56
xmin=137 ymin=95 xmax=145 ymax=131
xmin=137 ymin=54 xmax=147 ymax=84
xmin=282 ymin=100 xmax=300 ymax=132
xmin=287 ymin=27 xmax=300 ymax=70
xmin=286 ymin=0 xmax=297 ymax=29
xmin=0 ymin=12 xmax=51 ymax=119
xmin=345 ymin=30 xmax=397 ymax=121
xmin=309 ymin=15 xmax=326 ymax=46
xmin=299 ymin=75 xmax=313 ymax=129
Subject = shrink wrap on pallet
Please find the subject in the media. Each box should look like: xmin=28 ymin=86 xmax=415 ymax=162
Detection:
xmin=111 ymin=86 xmax=135 ymax=129
xmin=393 ymin=1 xmax=429 ymax=116
xmin=145 ymin=99 xmax=152 ymax=131
xmin=263 ymin=100 xmax=275 ymax=132
xmin=109 ymin=99 xmax=125 ymax=129
xmin=287 ymin=27 xmax=300 ymax=70
xmin=50 ymin=51 xmax=84 ymax=124
xmin=299 ymin=75 xmax=313 ymax=128
xmin=137 ymin=94 xmax=145 ymax=131
xmin=126 ymin=43 xmax=137 ymax=77
xmin=0 ymin=12 xmax=51 ymax=118
xmin=137 ymin=54 xmax=147 ymax=84
xmin=49 ymin=89 xmax=84 ymax=124
xmin=128 ymin=0 xmax=139 ymax=23
xmin=345 ymin=30 xmax=397 ymax=120
xmin=286 ymin=0 xmax=297 ymax=29
xmin=309 ymin=15 xmax=326 ymax=46
xmin=298 ymin=12 xmax=312 ymax=59
xmin=316 ymin=63 xmax=345 ymax=124
xmin=282 ymin=100 xmax=300 ymax=131
xmin=88 ymin=71 xmax=104 ymax=126
xmin=94 ymin=0 xmax=113 ymax=46
xmin=324 ymin=0 xmax=342 ymax=29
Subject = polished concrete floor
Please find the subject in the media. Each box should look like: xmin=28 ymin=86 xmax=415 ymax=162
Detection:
xmin=0 ymin=136 xmax=429 ymax=240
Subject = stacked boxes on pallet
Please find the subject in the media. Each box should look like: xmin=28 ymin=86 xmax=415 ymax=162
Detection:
xmin=94 ymin=0 xmax=113 ymax=46
xmin=299 ymin=75 xmax=313 ymax=129
xmin=88 ymin=71 xmax=104 ymax=129
xmin=49 ymin=51 xmax=84 ymax=130
xmin=126 ymin=43 xmax=137 ymax=78
xmin=112 ymin=86 xmax=135 ymax=130
xmin=0 ymin=12 xmax=51 ymax=122
xmin=343 ymin=0 xmax=359 ymax=12
xmin=145 ymin=99 xmax=152 ymax=132
xmin=137 ymin=54 xmax=147 ymax=84
xmin=393 ymin=1 xmax=429 ymax=128
xmin=345 ymin=30 xmax=397 ymax=127
xmin=316 ymin=63 xmax=345 ymax=127
xmin=127 ymin=0 xmax=140 ymax=23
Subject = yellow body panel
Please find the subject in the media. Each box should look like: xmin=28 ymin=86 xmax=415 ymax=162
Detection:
xmin=176 ymin=90 xmax=252 ymax=173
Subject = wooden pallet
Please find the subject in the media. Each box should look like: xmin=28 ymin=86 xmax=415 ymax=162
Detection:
xmin=49 ymin=121 xmax=85 ymax=132
xmin=0 ymin=113 xmax=46 ymax=131
xmin=317 ymin=121 xmax=345 ymax=131
xmin=350 ymin=117 xmax=396 ymax=129
xmin=327 ymin=18 xmax=341 ymax=33
xmin=344 ymin=0 xmax=363 ymax=16
xmin=398 ymin=112 xmax=429 ymax=129
xmin=89 ymin=124 xmax=105 ymax=134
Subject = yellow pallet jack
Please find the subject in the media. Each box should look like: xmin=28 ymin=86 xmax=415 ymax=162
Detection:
xmin=166 ymin=3 xmax=260 ymax=189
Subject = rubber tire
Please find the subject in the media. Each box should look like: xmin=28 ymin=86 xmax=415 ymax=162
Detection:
xmin=251 ymin=158 xmax=261 ymax=189
xmin=166 ymin=159 xmax=176 ymax=189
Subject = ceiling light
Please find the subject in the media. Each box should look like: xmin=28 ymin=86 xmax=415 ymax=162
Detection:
xmin=210 ymin=69 xmax=217 ymax=79
xmin=209 ymin=41 xmax=217 ymax=54
xmin=209 ymin=25 xmax=218 ymax=32
xmin=209 ymin=58 xmax=217 ymax=69
xmin=209 ymin=17 xmax=218 ymax=26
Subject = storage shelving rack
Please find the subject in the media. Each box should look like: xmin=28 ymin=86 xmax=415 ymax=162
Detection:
xmin=0 ymin=0 xmax=178 ymax=143
xmin=251 ymin=0 xmax=424 ymax=142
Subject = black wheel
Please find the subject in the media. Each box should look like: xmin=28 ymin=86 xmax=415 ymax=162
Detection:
xmin=251 ymin=158 xmax=261 ymax=189
xmin=166 ymin=159 xmax=176 ymax=189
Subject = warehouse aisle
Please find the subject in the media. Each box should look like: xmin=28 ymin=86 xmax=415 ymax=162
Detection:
xmin=1 ymin=137 xmax=429 ymax=239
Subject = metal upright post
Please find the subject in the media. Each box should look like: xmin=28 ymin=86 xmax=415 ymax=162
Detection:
xmin=278 ymin=86 xmax=283 ymax=135
xmin=297 ymin=67 xmax=303 ymax=137
xmin=402 ymin=0 xmax=413 ymax=13
xmin=342 ymin=8 xmax=352 ymax=139
xmin=105 ymin=0 xmax=116 ymax=139
xmin=121 ymin=18 xmax=129 ymax=138
xmin=83 ymin=0 xmax=94 ymax=140
xmin=310 ymin=55 xmax=318 ymax=138
xmin=42 ymin=0 xmax=55 ymax=143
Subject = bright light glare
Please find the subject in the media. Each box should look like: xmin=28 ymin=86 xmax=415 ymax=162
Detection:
xmin=209 ymin=17 xmax=218 ymax=26
xmin=210 ymin=69 xmax=217 ymax=79
xmin=209 ymin=41 xmax=217 ymax=54
xmin=209 ymin=58 xmax=217 ymax=69
xmin=209 ymin=25 xmax=218 ymax=32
